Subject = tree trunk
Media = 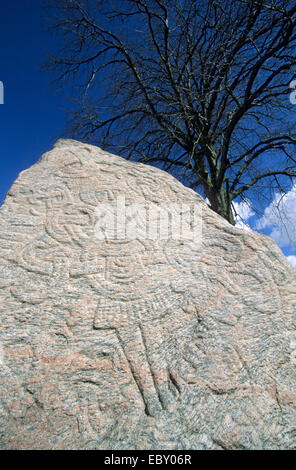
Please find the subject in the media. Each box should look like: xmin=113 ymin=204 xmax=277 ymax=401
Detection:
xmin=206 ymin=186 xmax=235 ymax=226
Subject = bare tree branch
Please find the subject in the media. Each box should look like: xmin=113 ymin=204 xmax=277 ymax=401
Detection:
xmin=44 ymin=0 xmax=296 ymax=224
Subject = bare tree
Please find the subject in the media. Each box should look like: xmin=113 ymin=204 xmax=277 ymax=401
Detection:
xmin=45 ymin=0 xmax=296 ymax=224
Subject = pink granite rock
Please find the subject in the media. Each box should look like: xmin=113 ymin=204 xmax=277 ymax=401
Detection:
xmin=0 ymin=139 xmax=295 ymax=449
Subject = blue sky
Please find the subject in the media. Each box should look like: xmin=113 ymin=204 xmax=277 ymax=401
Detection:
xmin=0 ymin=1 xmax=295 ymax=268
xmin=0 ymin=1 xmax=67 ymax=206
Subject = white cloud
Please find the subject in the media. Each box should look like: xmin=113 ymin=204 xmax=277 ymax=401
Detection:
xmin=287 ymin=255 xmax=296 ymax=269
xmin=233 ymin=200 xmax=255 ymax=231
xmin=256 ymin=183 xmax=296 ymax=248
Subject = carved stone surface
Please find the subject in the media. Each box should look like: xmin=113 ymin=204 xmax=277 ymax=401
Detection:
xmin=0 ymin=139 xmax=295 ymax=449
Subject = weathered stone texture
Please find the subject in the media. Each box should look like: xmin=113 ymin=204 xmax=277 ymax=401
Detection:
xmin=0 ymin=139 xmax=295 ymax=449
